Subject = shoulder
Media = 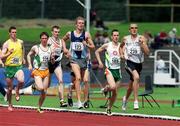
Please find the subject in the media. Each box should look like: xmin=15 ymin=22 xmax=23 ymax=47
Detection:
xmin=47 ymin=37 xmax=52 ymax=45
xmin=85 ymin=31 xmax=91 ymax=38
xmin=31 ymin=45 xmax=38 ymax=50
xmin=101 ymin=43 xmax=109 ymax=49
xmin=2 ymin=41 xmax=9 ymax=48
xmin=16 ymin=39 xmax=23 ymax=44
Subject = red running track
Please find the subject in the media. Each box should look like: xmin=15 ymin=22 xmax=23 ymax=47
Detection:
xmin=0 ymin=107 xmax=180 ymax=126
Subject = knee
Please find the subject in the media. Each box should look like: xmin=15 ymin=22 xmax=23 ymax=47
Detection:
xmin=58 ymin=80 xmax=63 ymax=84
xmin=41 ymin=91 xmax=46 ymax=98
xmin=128 ymin=86 xmax=133 ymax=91
xmin=110 ymin=85 xmax=116 ymax=90
xmin=75 ymin=77 xmax=81 ymax=82
xmin=133 ymin=75 xmax=140 ymax=81
xmin=18 ymin=78 xmax=24 ymax=84
xmin=83 ymin=79 xmax=88 ymax=83
xmin=7 ymin=87 xmax=13 ymax=92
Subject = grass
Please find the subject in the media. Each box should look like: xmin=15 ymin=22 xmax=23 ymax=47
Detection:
xmin=1 ymin=86 xmax=180 ymax=117
xmin=0 ymin=20 xmax=180 ymax=117
xmin=0 ymin=21 xmax=179 ymax=44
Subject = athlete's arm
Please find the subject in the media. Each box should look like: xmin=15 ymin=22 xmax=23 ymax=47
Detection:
xmin=21 ymin=40 xmax=26 ymax=64
xmin=119 ymin=37 xmax=126 ymax=59
xmin=84 ymin=32 xmax=95 ymax=50
xmin=1 ymin=41 xmax=14 ymax=59
xmin=27 ymin=45 xmax=37 ymax=70
xmin=139 ymin=36 xmax=150 ymax=56
xmin=62 ymin=31 xmax=70 ymax=42
xmin=95 ymin=43 xmax=108 ymax=69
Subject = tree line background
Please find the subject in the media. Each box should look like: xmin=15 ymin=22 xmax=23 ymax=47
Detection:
xmin=0 ymin=0 xmax=179 ymax=22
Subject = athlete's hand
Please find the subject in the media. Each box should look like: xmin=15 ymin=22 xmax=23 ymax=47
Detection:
xmin=120 ymin=54 xmax=125 ymax=60
xmin=28 ymin=65 xmax=33 ymax=71
xmin=8 ymin=48 xmax=14 ymax=55
xmin=98 ymin=62 xmax=104 ymax=69
xmin=22 ymin=58 xmax=26 ymax=64
xmin=139 ymin=36 xmax=145 ymax=45
xmin=82 ymin=41 xmax=89 ymax=47
xmin=64 ymin=51 xmax=71 ymax=58
xmin=51 ymin=56 xmax=55 ymax=64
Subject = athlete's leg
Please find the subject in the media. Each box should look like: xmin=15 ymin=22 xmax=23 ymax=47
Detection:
xmin=71 ymin=63 xmax=82 ymax=105
xmin=37 ymin=75 xmax=49 ymax=110
xmin=34 ymin=76 xmax=44 ymax=91
xmin=6 ymin=78 xmax=13 ymax=111
xmin=15 ymin=69 xmax=24 ymax=101
xmin=105 ymin=70 xmax=117 ymax=110
xmin=82 ymin=69 xmax=89 ymax=102
xmin=131 ymin=70 xmax=140 ymax=102
xmin=125 ymin=80 xmax=133 ymax=101
xmin=67 ymin=75 xmax=75 ymax=107
xmin=54 ymin=66 xmax=64 ymax=100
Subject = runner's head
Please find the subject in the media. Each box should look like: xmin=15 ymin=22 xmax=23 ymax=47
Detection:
xmin=51 ymin=25 xmax=60 ymax=39
xmin=40 ymin=32 xmax=49 ymax=46
xmin=9 ymin=26 xmax=17 ymax=40
xmin=111 ymin=29 xmax=119 ymax=43
xmin=129 ymin=23 xmax=138 ymax=36
xmin=75 ymin=16 xmax=85 ymax=31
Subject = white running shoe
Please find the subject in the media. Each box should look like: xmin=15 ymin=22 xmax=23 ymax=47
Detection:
xmin=77 ymin=101 xmax=83 ymax=109
xmin=122 ymin=96 xmax=127 ymax=111
xmin=134 ymin=101 xmax=139 ymax=110
xmin=4 ymin=94 xmax=7 ymax=102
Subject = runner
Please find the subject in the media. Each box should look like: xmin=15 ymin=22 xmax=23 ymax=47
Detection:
xmin=63 ymin=16 xmax=95 ymax=109
xmin=1 ymin=26 xmax=25 ymax=111
xmin=120 ymin=23 xmax=150 ymax=110
xmin=95 ymin=29 xmax=122 ymax=116
xmin=27 ymin=32 xmax=51 ymax=113
xmin=48 ymin=25 xmax=68 ymax=107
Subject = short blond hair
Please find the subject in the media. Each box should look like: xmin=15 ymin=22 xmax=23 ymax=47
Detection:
xmin=75 ymin=16 xmax=85 ymax=24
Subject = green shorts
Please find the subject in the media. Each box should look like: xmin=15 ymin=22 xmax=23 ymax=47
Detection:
xmin=105 ymin=68 xmax=122 ymax=82
xmin=5 ymin=65 xmax=23 ymax=78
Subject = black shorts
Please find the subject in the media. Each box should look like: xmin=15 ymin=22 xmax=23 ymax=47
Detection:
xmin=48 ymin=61 xmax=61 ymax=73
xmin=125 ymin=60 xmax=142 ymax=81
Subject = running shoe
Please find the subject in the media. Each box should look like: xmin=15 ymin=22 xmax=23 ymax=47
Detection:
xmin=15 ymin=88 xmax=20 ymax=101
xmin=83 ymin=101 xmax=89 ymax=108
xmin=4 ymin=94 xmax=7 ymax=102
xmin=106 ymin=108 xmax=112 ymax=116
xmin=37 ymin=108 xmax=44 ymax=113
xmin=8 ymin=105 xmax=13 ymax=112
xmin=122 ymin=96 xmax=127 ymax=111
xmin=67 ymin=97 xmax=73 ymax=107
xmin=31 ymin=83 xmax=36 ymax=92
xmin=134 ymin=101 xmax=139 ymax=110
xmin=60 ymin=100 xmax=68 ymax=107
xmin=101 ymin=88 xmax=108 ymax=98
xmin=77 ymin=101 xmax=83 ymax=109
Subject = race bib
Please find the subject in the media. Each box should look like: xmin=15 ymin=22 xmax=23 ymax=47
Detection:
xmin=128 ymin=46 xmax=141 ymax=55
xmin=71 ymin=42 xmax=84 ymax=51
xmin=54 ymin=48 xmax=61 ymax=55
xmin=11 ymin=57 xmax=19 ymax=64
xmin=111 ymin=57 xmax=120 ymax=66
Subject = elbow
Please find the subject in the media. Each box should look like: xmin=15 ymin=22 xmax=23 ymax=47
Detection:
xmin=145 ymin=50 xmax=150 ymax=56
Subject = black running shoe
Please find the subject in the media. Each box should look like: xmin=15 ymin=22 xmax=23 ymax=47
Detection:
xmin=106 ymin=108 xmax=112 ymax=116
xmin=84 ymin=101 xmax=89 ymax=108
xmin=60 ymin=100 xmax=68 ymax=107
xmin=68 ymin=98 xmax=73 ymax=107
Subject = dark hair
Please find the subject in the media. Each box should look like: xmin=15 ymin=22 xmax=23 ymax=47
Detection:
xmin=9 ymin=26 xmax=16 ymax=33
xmin=40 ymin=32 xmax=49 ymax=38
xmin=111 ymin=29 xmax=119 ymax=35
xmin=51 ymin=25 xmax=60 ymax=31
